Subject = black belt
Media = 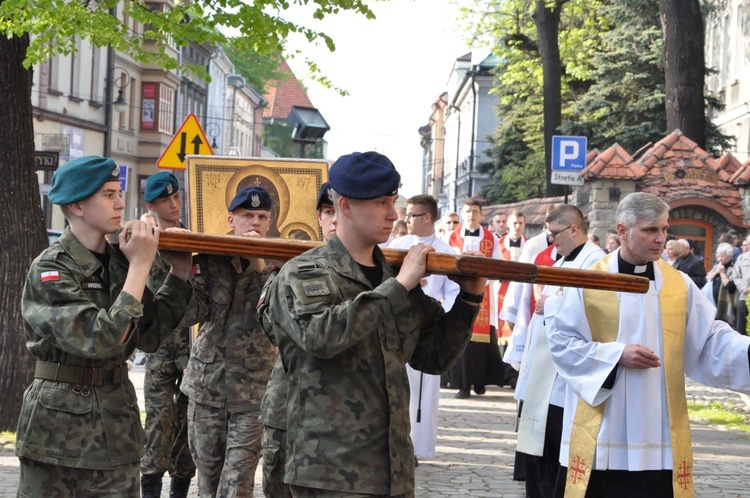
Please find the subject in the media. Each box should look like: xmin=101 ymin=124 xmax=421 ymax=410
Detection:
xmin=34 ymin=361 xmax=129 ymax=387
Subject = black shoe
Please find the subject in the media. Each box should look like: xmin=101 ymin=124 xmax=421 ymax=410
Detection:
xmin=141 ymin=474 xmax=163 ymax=498
xmin=474 ymin=385 xmax=486 ymax=395
xmin=455 ymin=388 xmax=471 ymax=399
xmin=170 ymin=476 xmax=191 ymax=498
xmin=415 ymin=456 xmax=419 ymax=468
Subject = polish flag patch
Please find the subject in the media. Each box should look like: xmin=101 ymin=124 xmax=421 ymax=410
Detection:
xmin=192 ymin=264 xmax=201 ymax=275
xmin=41 ymin=271 xmax=60 ymax=283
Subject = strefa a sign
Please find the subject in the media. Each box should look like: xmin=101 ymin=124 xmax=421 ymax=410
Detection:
xmin=551 ymin=135 xmax=586 ymax=186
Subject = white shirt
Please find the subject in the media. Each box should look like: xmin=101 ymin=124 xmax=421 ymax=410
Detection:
xmin=387 ymin=234 xmax=459 ymax=311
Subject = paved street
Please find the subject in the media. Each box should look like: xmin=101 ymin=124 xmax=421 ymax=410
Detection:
xmin=1 ymin=367 xmax=749 ymax=497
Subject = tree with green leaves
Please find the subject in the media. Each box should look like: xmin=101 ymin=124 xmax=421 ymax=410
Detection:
xmin=560 ymin=0 xmax=666 ymax=153
xmin=0 ymin=0 xmax=375 ymax=432
xmin=474 ymin=0 xmax=731 ymax=205
xmin=466 ymin=0 xmax=601 ymax=203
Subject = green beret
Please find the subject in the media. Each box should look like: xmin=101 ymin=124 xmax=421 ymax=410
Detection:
xmin=48 ymin=156 xmax=120 ymax=205
xmin=145 ymin=171 xmax=179 ymax=202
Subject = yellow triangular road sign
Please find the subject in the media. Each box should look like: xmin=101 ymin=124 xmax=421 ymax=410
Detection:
xmin=157 ymin=114 xmax=214 ymax=170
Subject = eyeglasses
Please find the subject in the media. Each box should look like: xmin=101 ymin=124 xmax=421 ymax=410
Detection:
xmin=444 ymin=220 xmax=460 ymax=225
xmin=548 ymin=225 xmax=573 ymax=239
xmin=404 ymin=213 xmax=427 ymax=221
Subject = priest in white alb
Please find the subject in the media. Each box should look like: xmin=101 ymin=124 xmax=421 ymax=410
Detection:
xmin=388 ymin=195 xmax=459 ymax=461
xmin=548 ymin=192 xmax=750 ymax=498
xmin=514 ymin=205 xmax=604 ymax=498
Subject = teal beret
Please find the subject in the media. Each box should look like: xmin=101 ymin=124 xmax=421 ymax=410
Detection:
xmin=48 ymin=156 xmax=120 ymax=205
xmin=329 ymin=151 xmax=400 ymax=199
xmin=145 ymin=171 xmax=179 ymax=202
xmin=228 ymin=187 xmax=273 ymax=212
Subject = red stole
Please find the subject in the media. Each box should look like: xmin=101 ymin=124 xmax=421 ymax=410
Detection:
xmin=496 ymin=234 xmax=527 ymax=340
xmin=449 ymin=226 xmax=496 ymax=343
xmin=530 ymin=244 xmax=556 ymax=313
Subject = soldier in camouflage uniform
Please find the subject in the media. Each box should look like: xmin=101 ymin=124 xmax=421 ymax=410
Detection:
xmin=259 ymin=152 xmax=485 ymax=497
xmin=181 ymin=186 xmax=277 ymax=498
xmin=259 ymin=182 xmax=336 ymax=498
xmin=140 ymin=172 xmax=196 ymax=498
xmin=16 ymin=155 xmax=192 ymax=498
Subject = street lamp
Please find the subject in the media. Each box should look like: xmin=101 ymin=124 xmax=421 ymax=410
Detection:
xmin=112 ymin=68 xmax=131 ymax=114
xmin=287 ymin=105 xmax=330 ymax=158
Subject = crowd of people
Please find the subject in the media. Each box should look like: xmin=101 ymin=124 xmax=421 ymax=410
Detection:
xmin=15 ymin=150 xmax=750 ymax=498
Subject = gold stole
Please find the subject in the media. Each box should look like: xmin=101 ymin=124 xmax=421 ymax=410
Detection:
xmin=565 ymin=255 xmax=693 ymax=498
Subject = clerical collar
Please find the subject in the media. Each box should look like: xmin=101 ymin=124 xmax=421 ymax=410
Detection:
xmin=618 ymin=253 xmax=655 ymax=280
xmin=464 ymin=227 xmax=480 ymax=237
xmin=564 ymin=243 xmax=586 ymax=261
xmin=508 ymin=237 xmax=522 ymax=247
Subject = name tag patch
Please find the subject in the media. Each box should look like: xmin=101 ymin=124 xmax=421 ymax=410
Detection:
xmin=82 ymin=281 xmax=105 ymax=290
xmin=302 ymin=279 xmax=330 ymax=297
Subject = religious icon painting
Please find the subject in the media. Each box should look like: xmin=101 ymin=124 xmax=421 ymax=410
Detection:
xmin=185 ymin=155 xmax=329 ymax=241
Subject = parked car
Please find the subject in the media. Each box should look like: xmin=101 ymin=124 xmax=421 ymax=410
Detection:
xmin=47 ymin=229 xmax=63 ymax=245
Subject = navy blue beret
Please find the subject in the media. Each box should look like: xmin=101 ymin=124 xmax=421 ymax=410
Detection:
xmin=316 ymin=182 xmax=333 ymax=210
xmin=328 ymin=151 xmax=400 ymax=200
xmin=48 ymin=155 xmax=120 ymax=205
xmin=144 ymin=171 xmax=179 ymax=202
xmin=228 ymin=187 xmax=273 ymax=212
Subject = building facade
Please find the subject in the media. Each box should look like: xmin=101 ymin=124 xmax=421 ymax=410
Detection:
xmin=705 ymin=0 xmax=750 ymax=162
xmin=32 ymin=2 xmax=271 ymax=229
xmin=422 ymin=52 xmax=499 ymax=215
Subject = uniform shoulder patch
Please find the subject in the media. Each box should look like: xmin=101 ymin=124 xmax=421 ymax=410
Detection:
xmin=41 ymin=271 xmax=60 ymax=283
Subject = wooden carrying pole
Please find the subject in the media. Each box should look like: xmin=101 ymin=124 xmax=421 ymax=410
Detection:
xmin=158 ymin=231 xmax=650 ymax=294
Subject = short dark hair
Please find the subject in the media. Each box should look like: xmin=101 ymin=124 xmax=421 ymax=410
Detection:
xmin=462 ymin=198 xmax=483 ymax=210
xmin=408 ymin=194 xmax=438 ymax=221
xmin=546 ymin=205 xmax=587 ymax=235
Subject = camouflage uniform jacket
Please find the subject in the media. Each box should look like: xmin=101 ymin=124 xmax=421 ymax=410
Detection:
xmin=260 ymin=235 xmax=478 ymax=495
xmin=17 ymin=228 xmax=193 ymax=470
xmin=259 ymin=355 xmax=287 ymax=430
xmin=146 ymin=254 xmax=191 ymax=372
xmin=180 ymin=254 xmax=276 ymax=412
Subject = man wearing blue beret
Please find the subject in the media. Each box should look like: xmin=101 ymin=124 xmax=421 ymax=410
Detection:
xmin=140 ymin=171 xmax=196 ymax=498
xmin=16 ymin=155 xmax=193 ymax=497
xmin=180 ymin=186 xmax=277 ymax=498
xmin=259 ymin=151 xmax=486 ymax=497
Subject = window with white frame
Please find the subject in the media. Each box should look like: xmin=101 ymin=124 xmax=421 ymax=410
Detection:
xmin=159 ymin=84 xmax=174 ymax=134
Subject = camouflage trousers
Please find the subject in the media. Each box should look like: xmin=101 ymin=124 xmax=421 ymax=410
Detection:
xmin=261 ymin=426 xmax=292 ymax=498
xmin=18 ymin=458 xmax=138 ymax=498
xmin=289 ymin=486 xmax=411 ymax=498
xmin=140 ymin=359 xmax=195 ymax=479
xmin=187 ymin=399 xmax=263 ymax=498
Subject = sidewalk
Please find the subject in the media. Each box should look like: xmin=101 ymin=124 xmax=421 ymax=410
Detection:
xmin=1 ymin=369 xmax=749 ymax=497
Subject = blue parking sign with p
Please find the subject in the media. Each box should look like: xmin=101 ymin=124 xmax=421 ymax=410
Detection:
xmin=552 ymin=136 xmax=587 ymax=171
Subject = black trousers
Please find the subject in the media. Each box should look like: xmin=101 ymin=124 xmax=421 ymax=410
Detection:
xmin=553 ymin=467 xmax=673 ymax=498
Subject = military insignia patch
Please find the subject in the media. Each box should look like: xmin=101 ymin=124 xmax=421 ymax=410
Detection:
xmin=251 ymin=194 xmax=260 ymax=208
xmin=41 ymin=271 xmax=60 ymax=283
xmin=192 ymin=263 xmax=201 ymax=275
xmin=302 ymin=279 xmax=330 ymax=296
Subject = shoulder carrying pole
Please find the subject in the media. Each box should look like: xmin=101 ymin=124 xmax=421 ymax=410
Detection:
xmin=158 ymin=231 xmax=649 ymax=294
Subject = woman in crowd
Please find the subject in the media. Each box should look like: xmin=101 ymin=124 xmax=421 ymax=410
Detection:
xmin=665 ymin=238 xmax=683 ymax=266
xmin=706 ymin=242 xmax=737 ymax=328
